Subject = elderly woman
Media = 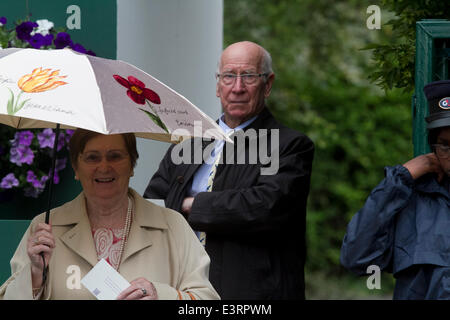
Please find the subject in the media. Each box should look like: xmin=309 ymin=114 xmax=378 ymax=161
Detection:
xmin=0 ymin=129 xmax=220 ymax=300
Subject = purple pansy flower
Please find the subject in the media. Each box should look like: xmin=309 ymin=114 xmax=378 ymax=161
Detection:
xmin=70 ymin=43 xmax=87 ymax=54
xmin=52 ymin=171 xmax=60 ymax=184
xmin=0 ymin=17 xmax=7 ymax=25
xmin=13 ymin=131 xmax=34 ymax=147
xmin=26 ymin=170 xmax=38 ymax=183
xmin=1 ymin=173 xmax=19 ymax=189
xmin=53 ymin=32 xmax=72 ymax=49
xmin=49 ymin=158 xmax=67 ymax=184
xmin=25 ymin=170 xmax=49 ymax=198
xmin=57 ymin=133 xmax=67 ymax=151
xmin=16 ymin=21 xmax=38 ymax=41
xmin=43 ymin=34 xmax=53 ymax=46
xmin=10 ymin=145 xmax=34 ymax=166
xmin=26 ymin=170 xmax=49 ymax=189
xmin=28 ymin=33 xmax=45 ymax=49
xmin=65 ymin=130 xmax=75 ymax=144
xmin=37 ymin=128 xmax=55 ymax=149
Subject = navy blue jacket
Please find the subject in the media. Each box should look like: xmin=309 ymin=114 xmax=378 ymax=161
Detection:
xmin=341 ymin=165 xmax=450 ymax=299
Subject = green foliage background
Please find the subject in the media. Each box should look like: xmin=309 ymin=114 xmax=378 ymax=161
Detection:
xmin=223 ymin=0 xmax=420 ymax=298
xmin=367 ymin=0 xmax=448 ymax=91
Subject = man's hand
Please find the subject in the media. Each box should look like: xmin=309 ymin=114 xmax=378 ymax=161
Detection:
xmin=403 ymin=153 xmax=445 ymax=182
xmin=181 ymin=197 xmax=194 ymax=216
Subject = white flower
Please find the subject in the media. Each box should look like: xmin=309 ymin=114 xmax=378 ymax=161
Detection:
xmin=30 ymin=19 xmax=54 ymax=36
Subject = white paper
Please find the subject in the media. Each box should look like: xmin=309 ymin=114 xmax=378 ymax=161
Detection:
xmin=81 ymin=258 xmax=131 ymax=300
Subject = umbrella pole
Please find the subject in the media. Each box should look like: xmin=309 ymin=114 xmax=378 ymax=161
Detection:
xmin=40 ymin=123 xmax=61 ymax=283
xmin=45 ymin=123 xmax=61 ymax=224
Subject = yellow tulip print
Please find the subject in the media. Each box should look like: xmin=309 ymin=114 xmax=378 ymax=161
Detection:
xmin=18 ymin=68 xmax=67 ymax=93
xmin=6 ymin=67 xmax=68 ymax=115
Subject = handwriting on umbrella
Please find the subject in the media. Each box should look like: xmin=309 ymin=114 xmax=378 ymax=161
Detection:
xmin=113 ymin=75 xmax=169 ymax=133
xmin=6 ymin=67 xmax=67 ymax=115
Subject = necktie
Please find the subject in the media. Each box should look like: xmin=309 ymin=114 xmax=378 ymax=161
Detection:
xmin=197 ymin=131 xmax=233 ymax=246
xmin=197 ymin=150 xmax=221 ymax=246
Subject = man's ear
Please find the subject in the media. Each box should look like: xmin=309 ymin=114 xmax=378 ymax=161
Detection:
xmin=264 ymin=73 xmax=275 ymax=98
xmin=216 ymin=81 xmax=220 ymax=98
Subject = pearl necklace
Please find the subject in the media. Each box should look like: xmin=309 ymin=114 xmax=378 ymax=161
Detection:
xmin=116 ymin=196 xmax=133 ymax=271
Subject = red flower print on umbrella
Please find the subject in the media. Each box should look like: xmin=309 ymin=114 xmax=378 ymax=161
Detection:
xmin=113 ymin=75 xmax=168 ymax=133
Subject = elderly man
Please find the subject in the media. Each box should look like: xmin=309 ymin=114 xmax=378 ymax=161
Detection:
xmin=144 ymin=41 xmax=314 ymax=299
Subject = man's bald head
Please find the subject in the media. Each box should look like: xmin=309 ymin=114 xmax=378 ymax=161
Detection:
xmin=218 ymin=41 xmax=273 ymax=76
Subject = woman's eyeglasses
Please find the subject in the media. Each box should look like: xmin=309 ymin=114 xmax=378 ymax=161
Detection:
xmin=79 ymin=150 xmax=129 ymax=164
xmin=432 ymin=144 xmax=450 ymax=159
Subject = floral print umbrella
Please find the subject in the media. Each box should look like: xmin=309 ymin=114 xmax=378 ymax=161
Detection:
xmin=0 ymin=48 xmax=229 ymax=224
xmin=0 ymin=48 xmax=229 ymax=143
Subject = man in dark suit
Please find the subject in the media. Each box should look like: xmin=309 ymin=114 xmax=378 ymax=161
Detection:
xmin=144 ymin=41 xmax=314 ymax=299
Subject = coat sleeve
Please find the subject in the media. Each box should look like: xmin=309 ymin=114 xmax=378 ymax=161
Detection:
xmin=188 ymin=133 xmax=314 ymax=235
xmin=151 ymin=210 xmax=220 ymax=300
xmin=340 ymin=165 xmax=415 ymax=275
xmin=0 ymin=216 xmax=50 ymax=300
xmin=143 ymin=144 xmax=175 ymax=200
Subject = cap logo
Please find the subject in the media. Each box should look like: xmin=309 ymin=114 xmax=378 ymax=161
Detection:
xmin=439 ymin=97 xmax=450 ymax=110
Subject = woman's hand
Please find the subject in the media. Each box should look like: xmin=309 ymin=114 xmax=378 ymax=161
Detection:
xmin=27 ymin=223 xmax=55 ymax=288
xmin=116 ymin=277 xmax=158 ymax=300
xmin=403 ymin=153 xmax=445 ymax=181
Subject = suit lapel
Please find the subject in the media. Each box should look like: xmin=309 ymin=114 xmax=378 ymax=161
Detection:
xmin=58 ymin=202 xmax=99 ymax=268
xmin=120 ymin=215 xmax=153 ymax=263
xmin=121 ymin=190 xmax=168 ymax=263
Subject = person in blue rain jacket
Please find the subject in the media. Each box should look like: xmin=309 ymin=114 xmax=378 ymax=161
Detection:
xmin=341 ymin=80 xmax=450 ymax=299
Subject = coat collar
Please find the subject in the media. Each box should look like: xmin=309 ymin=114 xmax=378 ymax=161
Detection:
xmin=415 ymin=174 xmax=450 ymax=200
xmin=51 ymin=188 xmax=169 ymax=267
xmin=180 ymin=107 xmax=275 ymax=190
xmin=214 ymin=106 xmax=274 ymax=132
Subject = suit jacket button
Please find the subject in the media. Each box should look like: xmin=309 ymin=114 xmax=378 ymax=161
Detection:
xmin=176 ymin=176 xmax=184 ymax=184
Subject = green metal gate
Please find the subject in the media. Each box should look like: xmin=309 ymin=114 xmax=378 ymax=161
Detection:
xmin=413 ymin=19 xmax=450 ymax=156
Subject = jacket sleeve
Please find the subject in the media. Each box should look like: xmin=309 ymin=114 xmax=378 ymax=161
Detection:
xmin=340 ymin=165 xmax=415 ymax=275
xmin=0 ymin=217 xmax=50 ymax=300
xmin=143 ymin=145 xmax=175 ymax=200
xmin=151 ymin=210 xmax=220 ymax=300
xmin=188 ymin=133 xmax=314 ymax=235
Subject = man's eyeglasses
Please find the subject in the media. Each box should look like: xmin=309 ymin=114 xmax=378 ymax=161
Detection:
xmin=80 ymin=150 xmax=129 ymax=164
xmin=432 ymin=144 xmax=450 ymax=159
xmin=216 ymin=73 xmax=268 ymax=86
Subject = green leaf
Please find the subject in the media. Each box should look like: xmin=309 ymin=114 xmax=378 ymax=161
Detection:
xmin=139 ymin=108 xmax=169 ymax=133
xmin=6 ymin=88 xmax=14 ymax=115
xmin=14 ymin=98 xmax=30 ymax=114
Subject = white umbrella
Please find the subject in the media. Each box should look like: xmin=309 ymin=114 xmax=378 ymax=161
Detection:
xmin=0 ymin=48 xmax=228 ymax=141
xmin=0 ymin=47 xmax=229 ymax=222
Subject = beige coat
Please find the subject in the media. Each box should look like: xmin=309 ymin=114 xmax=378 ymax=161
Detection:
xmin=0 ymin=189 xmax=220 ymax=300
